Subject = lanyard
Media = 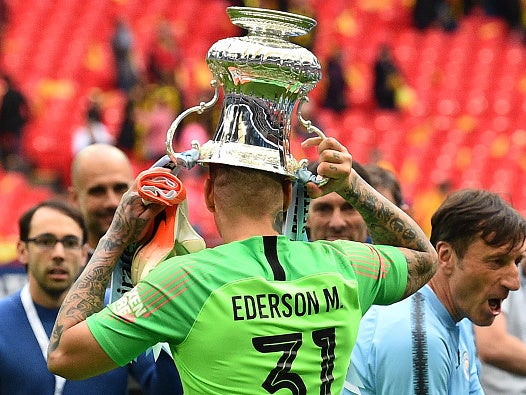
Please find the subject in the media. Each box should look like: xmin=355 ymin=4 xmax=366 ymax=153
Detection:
xmin=21 ymin=283 xmax=66 ymax=395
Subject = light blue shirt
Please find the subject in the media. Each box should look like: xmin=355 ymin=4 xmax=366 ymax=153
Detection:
xmin=479 ymin=265 xmax=526 ymax=395
xmin=346 ymin=285 xmax=483 ymax=394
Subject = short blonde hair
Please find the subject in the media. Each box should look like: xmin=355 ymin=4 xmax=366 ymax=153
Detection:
xmin=209 ymin=165 xmax=287 ymax=221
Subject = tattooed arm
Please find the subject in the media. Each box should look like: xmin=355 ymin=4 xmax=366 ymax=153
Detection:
xmin=303 ymin=137 xmax=437 ymax=299
xmin=47 ymin=172 xmax=166 ymax=380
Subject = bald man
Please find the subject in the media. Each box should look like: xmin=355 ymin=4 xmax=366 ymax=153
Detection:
xmin=68 ymin=143 xmax=183 ymax=394
xmin=69 ymin=144 xmax=133 ymax=251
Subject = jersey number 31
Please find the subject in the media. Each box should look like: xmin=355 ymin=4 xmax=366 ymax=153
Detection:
xmin=252 ymin=327 xmax=336 ymax=394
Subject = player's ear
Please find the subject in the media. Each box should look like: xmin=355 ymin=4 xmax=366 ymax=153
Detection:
xmin=67 ymin=185 xmax=79 ymax=206
xmin=436 ymin=241 xmax=455 ymax=275
xmin=204 ymin=178 xmax=215 ymax=213
xmin=282 ymin=180 xmax=292 ymax=211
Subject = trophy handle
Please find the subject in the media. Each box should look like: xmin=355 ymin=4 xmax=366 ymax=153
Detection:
xmin=295 ymin=97 xmax=329 ymax=187
xmin=166 ymin=79 xmax=220 ymax=163
xmin=296 ymin=96 xmax=326 ymax=139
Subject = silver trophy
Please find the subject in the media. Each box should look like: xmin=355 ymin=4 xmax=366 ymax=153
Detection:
xmin=166 ymin=6 xmax=326 ymax=177
xmin=164 ymin=6 xmax=327 ymax=241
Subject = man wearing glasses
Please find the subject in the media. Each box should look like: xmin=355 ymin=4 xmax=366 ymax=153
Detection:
xmin=0 ymin=200 xmax=175 ymax=394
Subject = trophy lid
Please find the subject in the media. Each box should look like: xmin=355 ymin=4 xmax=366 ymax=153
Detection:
xmin=226 ymin=6 xmax=316 ymax=37
xmin=199 ymin=6 xmax=322 ymax=178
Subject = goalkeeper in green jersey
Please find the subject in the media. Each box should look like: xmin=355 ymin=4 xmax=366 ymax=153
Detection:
xmin=48 ymin=134 xmax=436 ymax=394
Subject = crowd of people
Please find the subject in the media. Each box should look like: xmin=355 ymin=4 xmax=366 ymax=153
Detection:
xmin=0 ymin=144 xmax=185 ymax=394
xmin=2 ymin=137 xmax=526 ymax=393
xmin=1 ymin=1 xmax=526 ymax=394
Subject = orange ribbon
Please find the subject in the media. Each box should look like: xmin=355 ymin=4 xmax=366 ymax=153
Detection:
xmin=137 ymin=169 xmax=186 ymax=206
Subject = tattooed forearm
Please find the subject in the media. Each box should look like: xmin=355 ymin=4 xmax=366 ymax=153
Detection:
xmin=341 ymin=179 xmax=427 ymax=250
xmin=402 ymin=251 xmax=436 ymax=299
xmin=48 ymin=233 xmax=127 ymax=357
xmin=341 ymin=170 xmax=437 ymax=296
xmin=274 ymin=210 xmax=284 ymax=233
xmin=48 ymin=324 xmax=63 ymax=353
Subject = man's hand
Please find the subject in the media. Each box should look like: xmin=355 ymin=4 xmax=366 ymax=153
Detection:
xmin=301 ymin=136 xmax=353 ymax=199
xmin=108 ymin=169 xmax=168 ymax=247
xmin=303 ymin=135 xmax=437 ymax=298
xmin=48 ymin=169 xmax=168 ymax=378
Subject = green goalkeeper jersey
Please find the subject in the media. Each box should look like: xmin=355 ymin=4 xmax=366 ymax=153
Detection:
xmin=87 ymin=235 xmax=407 ymax=394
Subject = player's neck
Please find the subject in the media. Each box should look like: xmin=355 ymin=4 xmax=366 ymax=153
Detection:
xmin=218 ymin=217 xmax=280 ymax=243
xmin=428 ymin=276 xmax=461 ymax=322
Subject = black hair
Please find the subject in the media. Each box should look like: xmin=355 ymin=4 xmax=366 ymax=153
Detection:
xmin=19 ymin=200 xmax=88 ymax=243
xmin=430 ymin=189 xmax=526 ymax=258
xmin=363 ymin=164 xmax=403 ymax=207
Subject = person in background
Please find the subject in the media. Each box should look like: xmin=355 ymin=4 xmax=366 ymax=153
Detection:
xmin=363 ymin=163 xmax=411 ymax=215
xmin=0 ymin=199 xmax=175 ymax=394
xmin=111 ymin=18 xmax=138 ymax=93
xmin=71 ymin=99 xmax=114 ymax=155
xmin=306 ymin=160 xmax=372 ymax=242
xmin=373 ymin=45 xmax=402 ymax=110
xmin=69 ymin=143 xmax=142 ymax=320
xmin=69 ymin=143 xmax=133 ymax=254
xmin=474 ymin=260 xmax=526 ymax=395
xmin=68 ymin=143 xmax=183 ymax=395
xmin=413 ymin=0 xmax=458 ymax=31
xmin=146 ymin=19 xmax=180 ymax=86
xmin=307 ymin=161 xmax=409 ymax=244
xmin=115 ymin=94 xmax=138 ymax=157
xmin=348 ymin=189 xmax=526 ymax=394
xmin=322 ymin=50 xmax=349 ymax=113
xmin=142 ymin=89 xmax=177 ymax=162
xmin=47 ymin=136 xmax=437 ymax=393
xmin=0 ymin=73 xmax=30 ymax=171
